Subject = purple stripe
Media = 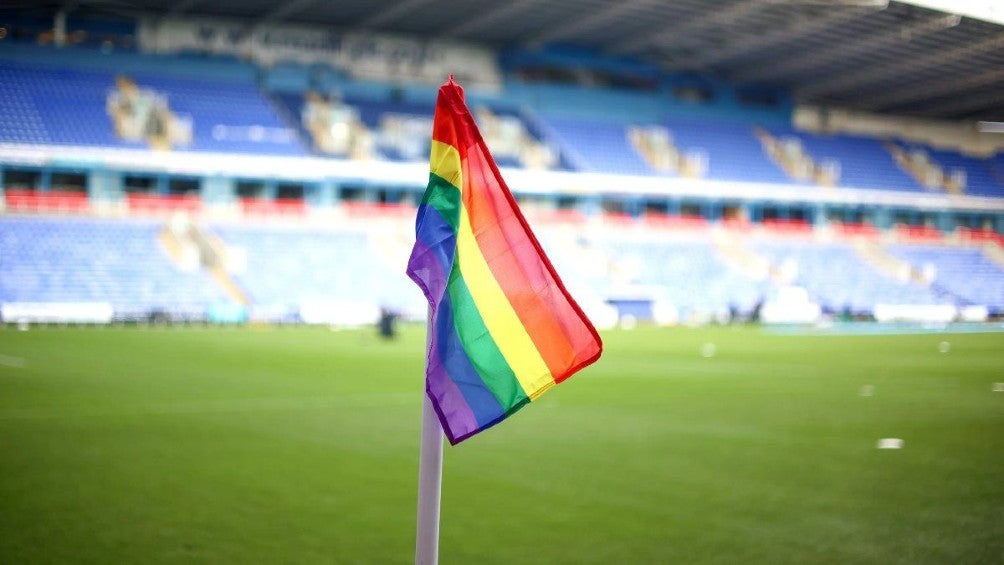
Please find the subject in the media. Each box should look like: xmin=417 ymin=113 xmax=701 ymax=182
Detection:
xmin=409 ymin=239 xmax=480 ymax=442
xmin=409 ymin=205 xmax=508 ymax=424
xmin=407 ymin=202 xmax=455 ymax=306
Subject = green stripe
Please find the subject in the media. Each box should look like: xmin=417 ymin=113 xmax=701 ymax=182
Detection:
xmin=421 ymin=173 xmax=461 ymax=231
xmin=446 ymin=263 xmax=530 ymax=414
xmin=424 ymin=169 xmax=529 ymax=415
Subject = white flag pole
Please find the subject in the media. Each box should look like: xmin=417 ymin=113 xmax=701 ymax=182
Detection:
xmin=415 ymin=393 xmax=444 ymax=564
xmin=415 ymin=315 xmax=444 ymax=565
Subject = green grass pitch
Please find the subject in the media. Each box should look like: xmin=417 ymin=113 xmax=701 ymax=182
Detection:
xmin=1 ymin=324 xmax=1002 ymax=563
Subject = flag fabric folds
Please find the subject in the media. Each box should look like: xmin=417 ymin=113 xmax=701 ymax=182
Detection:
xmin=406 ymin=76 xmax=603 ymax=445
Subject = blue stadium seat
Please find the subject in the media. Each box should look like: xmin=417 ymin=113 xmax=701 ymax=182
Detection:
xmin=668 ymin=119 xmax=791 ymax=184
xmin=750 ymin=239 xmax=941 ymax=313
xmin=580 ymin=233 xmax=773 ymax=316
xmin=0 ymin=61 xmax=308 ymax=156
xmin=766 ymin=127 xmax=923 ymax=192
xmin=885 ymin=244 xmax=1004 ymax=310
xmin=539 ymin=115 xmax=653 ymax=175
xmin=924 ymin=148 xmax=1004 ymax=198
xmin=209 ymin=223 xmax=422 ymax=318
xmin=0 ymin=216 xmax=228 ymax=318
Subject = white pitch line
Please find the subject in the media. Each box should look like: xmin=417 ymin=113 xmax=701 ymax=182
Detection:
xmin=0 ymin=354 xmax=26 ymax=369
xmin=877 ymin=438 xmax=904 ymax=449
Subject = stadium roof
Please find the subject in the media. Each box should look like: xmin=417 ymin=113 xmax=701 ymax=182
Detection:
xmin=14 ymin=0 xmax=1004 ymax=121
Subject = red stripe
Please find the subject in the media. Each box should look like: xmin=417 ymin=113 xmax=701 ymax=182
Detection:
xmin=432 ymin=79 xmax=475 ymax=159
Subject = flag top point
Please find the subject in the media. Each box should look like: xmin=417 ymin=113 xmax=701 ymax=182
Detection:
xmin=443 ymin=74 xmax=463 ymax=101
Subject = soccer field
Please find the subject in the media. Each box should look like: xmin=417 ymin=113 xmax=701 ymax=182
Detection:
xmin=1 ymin=324 xmax=1001 ymax=563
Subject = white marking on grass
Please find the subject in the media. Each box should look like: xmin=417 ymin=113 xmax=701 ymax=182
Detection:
xmin=938 ymin=341 xmax=950 ymax=353
xmin=859 ymin=385 xmax=874 ymax=397
xmin=877 ymin=438 xmax=904 ymax=449
xmin=0 ymin=354 xmax=26 ymax=369
xmin=700 ymin=343 xmax=716 ymax=358
xmin=993 ymin=382 xmax=1004 ymax=392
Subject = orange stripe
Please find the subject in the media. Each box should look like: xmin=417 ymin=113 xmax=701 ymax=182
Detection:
xmin=463 ymin=140 xmax=591 ymax=379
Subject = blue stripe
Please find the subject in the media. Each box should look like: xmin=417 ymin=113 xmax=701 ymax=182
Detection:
xmin=435 ymin=289 xmax=508 ymax=428
xmin=409 ymin=201 xmax=507 ymax=429
xmin=407 ymin=203 xmax=456 ymax=305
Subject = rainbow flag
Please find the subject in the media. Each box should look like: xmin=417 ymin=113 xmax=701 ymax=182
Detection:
xmin=407 ymin=77 xmax=603 ymax=445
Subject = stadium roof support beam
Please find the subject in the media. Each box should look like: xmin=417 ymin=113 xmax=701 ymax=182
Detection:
xmin=523 ymin=0 xmax=663 ymax=48
xmin=356 ymin=0 xmax=438 ymax=29
xmin=908 ymin=88 xmax=1004 ymax=119
xmin=668 ymin=5 xmax=875 ymax=69
xmin=858 ymin=66 xmax=1004 ymax=111
xmin=732 ymin=13 xmax=961 ymax=83
xmin=607 ymin=0 xmax=764 ymax=55
xmin=256 ymin=0 xmax=319 ymax=25
xmin=450 ymin=0 xmax=545 ymax=37
xmin=797 ymin=31 xmax=1004 ymax=98
xmin=166 ymin=0 xmax=203 ymax=17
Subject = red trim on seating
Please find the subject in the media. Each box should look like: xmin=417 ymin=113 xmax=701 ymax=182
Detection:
xmin=720 ymin=216 xmax=753 ymax=231
xmin=831 ymin=221 xmax=880 ymax=237
xmin=892 ymin=224 xmax=943 ymax=242
xmin=127 ymin=193 xmax=202 ymax=214
xmin=602 ymin=211 xmax=635 ymax=226
xmin=4 ymin=189 xmax=90 ymax=213
xmin=761 ymin=218 xmax=812 ymax=234
xmin=641 ymin=213 xmax=709 ymax=230
xmin=240 ymin=197 xmax=306 ymax=216
xmin=955 ymin=227 xmax=1002 ymax=246
xmin=341 ymin=201 xmax=416 ymax=218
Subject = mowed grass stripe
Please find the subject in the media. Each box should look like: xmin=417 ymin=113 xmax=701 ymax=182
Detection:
xmin=0 ymin=325 xmax=1001 ymax=564
xmin=0 ymin=393 xmax=417 ymax=421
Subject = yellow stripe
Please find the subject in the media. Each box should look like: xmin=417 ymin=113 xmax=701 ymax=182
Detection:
xmin=430 ymin=140 xmax=462 ymax=186
xmin=431 ymin=140 xmax=555 ymax=398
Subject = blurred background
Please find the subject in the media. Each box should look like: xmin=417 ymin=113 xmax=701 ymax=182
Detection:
xmin=0 ymin=0 xmax=1002 ymax=326
xmin=1 ymin=1 xmax=1003 ymax=563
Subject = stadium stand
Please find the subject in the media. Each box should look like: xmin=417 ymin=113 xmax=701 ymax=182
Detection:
xmin=274 ymin=90 xmax=561 ymax=168
xmin=0 ymin=215 xmax=229 ymax=319
xmin=138 ymin=74 xmax=304 ymax=155
xmin=596 ymin=232 xmax=774 ymax=317
xmin=923 ymin=147 xmax=1004 ymax=198
xmin=765 ymin=127 xmax=924 ymax=192
xmin=885 ymin=243 xmax=1004 ymax=311
xmin=0 ymin=63 xmax=131 ymax=148
xmin=0 ymin=48 xmax=307 ymax=155
xmin=540 ymin=115 xmax=653 ymax=175
xmin=0 ymin=18 xmax=1002 ymax=326
xmin=749 ymin=238 xmax=942 ymax=314
xmin=209 ymin=222 xmax=421 ymax=322
xmin=667 ymin=119 xmax=791 ymax=184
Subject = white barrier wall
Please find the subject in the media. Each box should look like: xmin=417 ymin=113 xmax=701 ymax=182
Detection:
xmin=2 ymin=302 xmax=114 ymax=324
